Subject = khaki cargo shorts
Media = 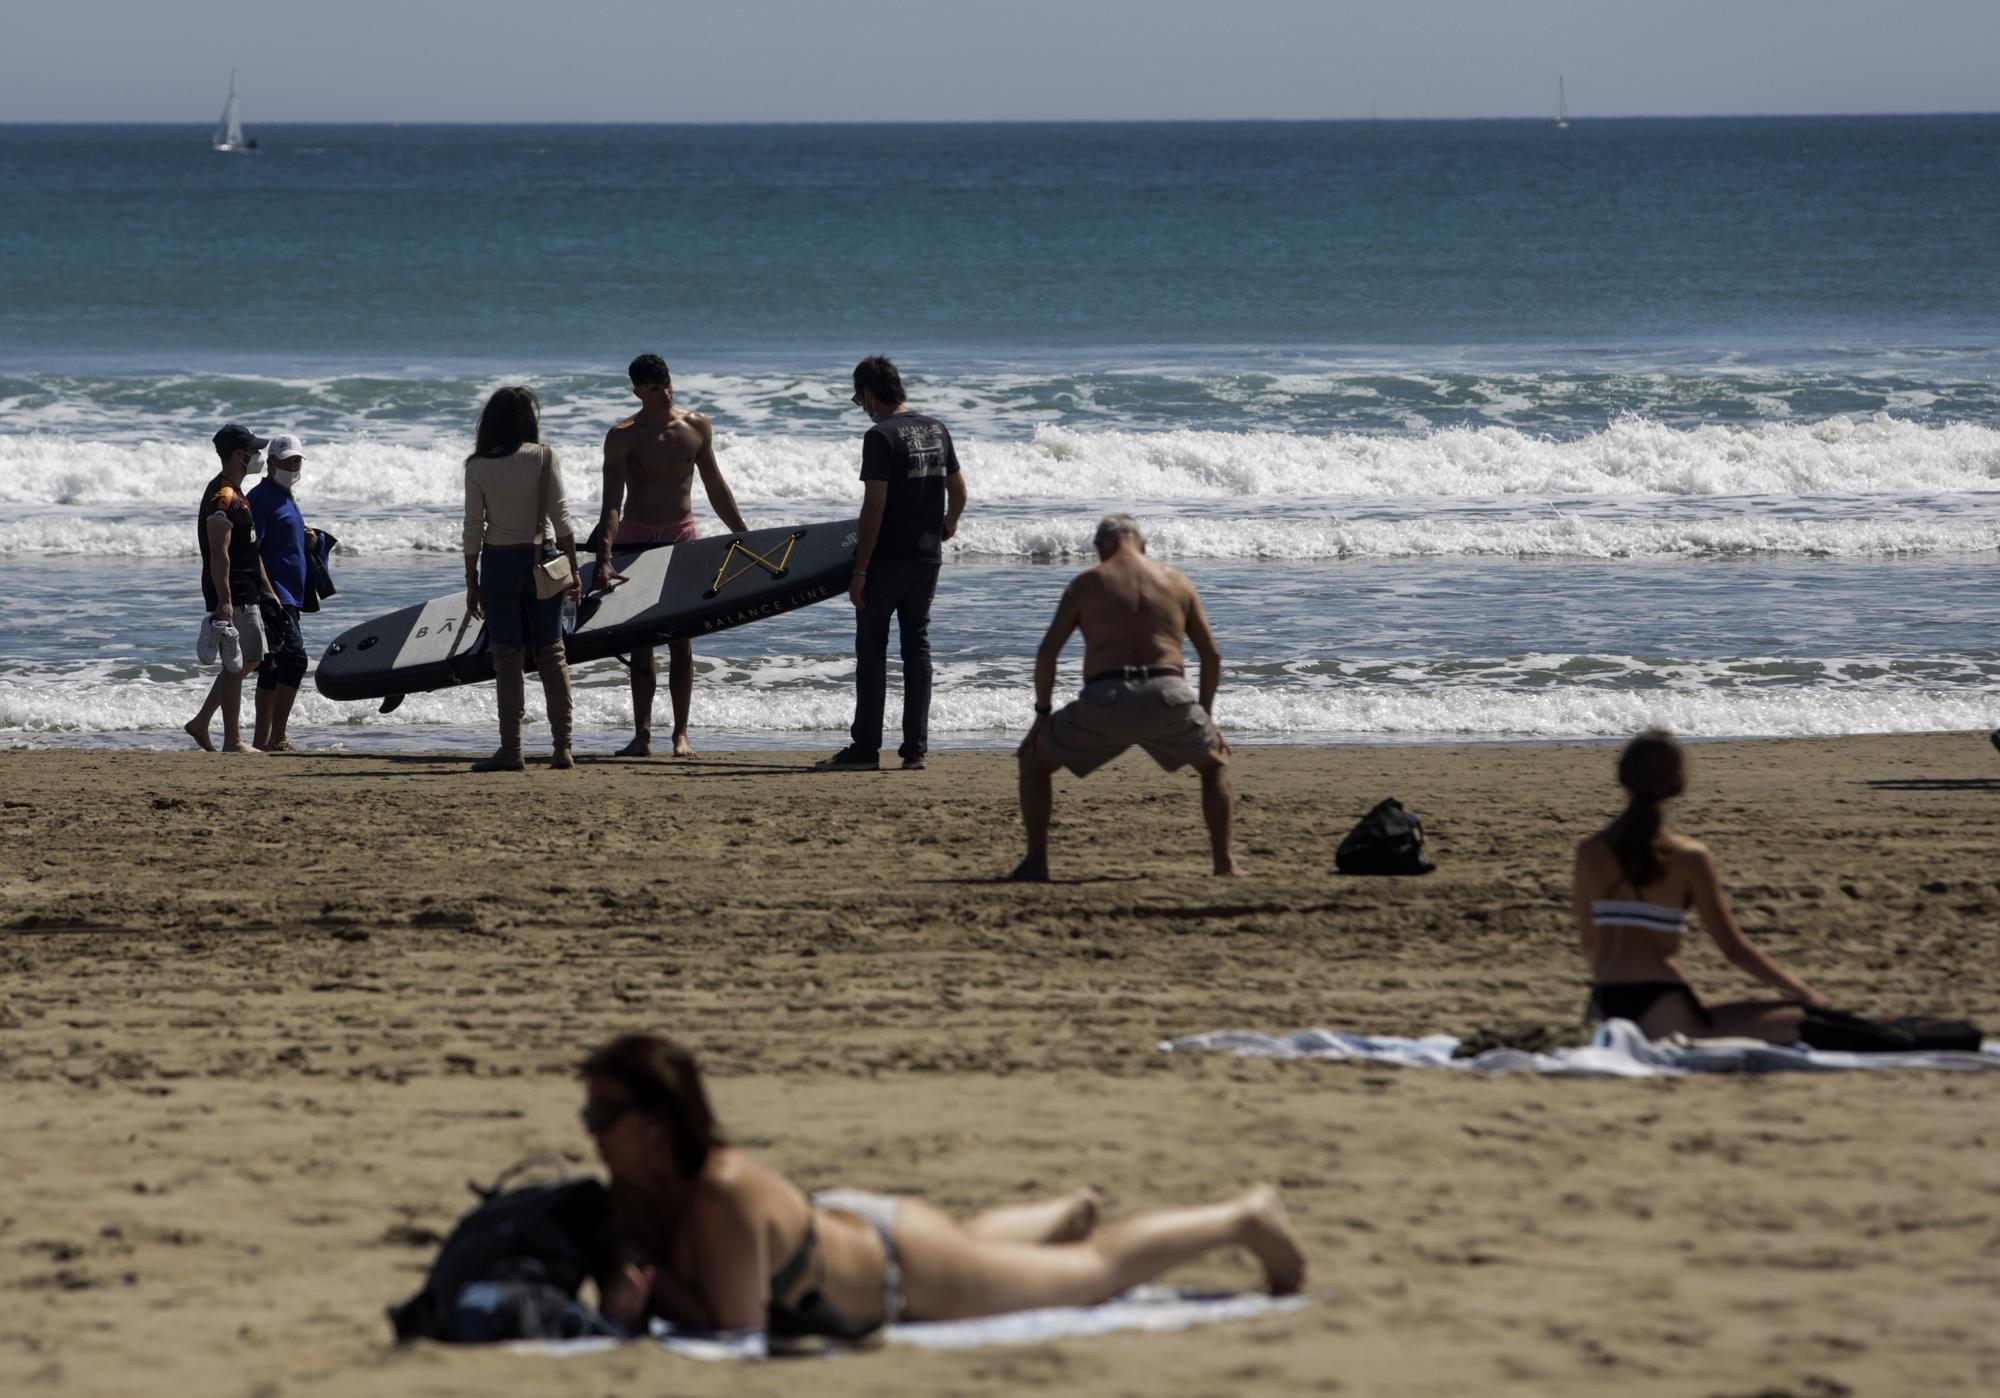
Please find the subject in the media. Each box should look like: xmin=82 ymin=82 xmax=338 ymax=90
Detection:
xmin=1037 ymin=675 xmax=1223 ymax=777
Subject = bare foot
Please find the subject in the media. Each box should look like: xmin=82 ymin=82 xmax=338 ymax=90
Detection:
xmin=219 ymin=742 xmax=263 ymax=755
xmin=614 ymin=735 xmax=652 ymax=757
xmin=183 ymin=719 xmax=215 ymax=752
xmin=1212 ymin=860 xmax=1246 ymax=877
xmin=1003 ymin=856 xmax=1049 ymax=883
xmin=671 ymin=731 xmax=697 ymax=758
xmin=1050 ymin=1187 xmax=1102 ymax=1243
xmin=1237 ymin=1185 xmax=1307 ymax=1296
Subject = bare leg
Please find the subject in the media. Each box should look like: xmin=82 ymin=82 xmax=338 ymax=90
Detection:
xmin=1006 ymin=749 xmax=1057 ymax=882
xmin=184 ymin=674 xmax=223 ymax=751
xmin=216 ymin=671 xmax=256 ymax=753
xmin=253 ymin=684 xmax=275 ymax=749
xmin=1702 ymin=1000 xmax=1808 ymax=1045
xmin=617 ymin=647 xmax=655 ymax=756
xmin=965 ymin=1189 xmax=1101 ymax=1245
xmin=897 ymin=1185 xmax=1305 ymax=1322
xmin=1633 ymin=993 xmax=1804 ymax=1047
xmin=266 ymin=685 xmax=299 ymax=749
xmin=1196 ymin=755 xmax=1241 ymax=876
xmin=668 ymin=639 xmax=696 ymax=756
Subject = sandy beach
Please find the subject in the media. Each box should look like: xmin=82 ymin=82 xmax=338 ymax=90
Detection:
xmin=2 ymin=733 xmax=1996 ymax=1396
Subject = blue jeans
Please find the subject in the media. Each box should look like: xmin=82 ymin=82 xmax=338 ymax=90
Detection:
xmin=851 ymin=558 xmax=940 ymax=760
xmin=480 ymin=546 xmax=565 ymax=649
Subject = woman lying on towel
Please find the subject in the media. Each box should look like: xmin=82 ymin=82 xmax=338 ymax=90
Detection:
xmin=579 ymin=1033 xmax=1306 ymax=1345
xmin=1574 ymin=729 xmax=1830 ymax=1044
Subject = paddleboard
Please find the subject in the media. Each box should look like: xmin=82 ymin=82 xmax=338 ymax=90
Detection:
xmin=314 ymin=518 xmax=859 ymax=704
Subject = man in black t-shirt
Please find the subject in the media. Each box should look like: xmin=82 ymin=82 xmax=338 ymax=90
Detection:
xmin=184 ymin=422 xmax=276 ymax=753
xmin=822 ymin=356 xmax=968 ymax=771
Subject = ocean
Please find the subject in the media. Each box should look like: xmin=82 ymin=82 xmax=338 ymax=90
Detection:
xmin=1 ymin=118 xmax=1996 ymax=751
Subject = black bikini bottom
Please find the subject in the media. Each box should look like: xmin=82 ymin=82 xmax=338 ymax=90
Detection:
xmin=1591 ymin=980 xmax=1713 ymax=1031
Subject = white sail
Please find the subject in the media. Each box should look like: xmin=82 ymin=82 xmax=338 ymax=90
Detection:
xmin=214 ymin=70 xmax=247 ymax=151
xmin=1548 ymin=74 xmax=1569 ymax=129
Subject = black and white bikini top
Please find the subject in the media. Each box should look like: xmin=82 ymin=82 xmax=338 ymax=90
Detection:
xmin=1590 ymin=899 xmax=1689 ymax=935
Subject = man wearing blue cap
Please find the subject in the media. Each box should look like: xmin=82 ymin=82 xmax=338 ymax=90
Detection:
xmin=184 ymin=423 xmax=277 ymax=753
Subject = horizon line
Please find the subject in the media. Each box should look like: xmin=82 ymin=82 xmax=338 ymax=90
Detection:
xmin=5 ymin=110 xmax=2000 ymax=127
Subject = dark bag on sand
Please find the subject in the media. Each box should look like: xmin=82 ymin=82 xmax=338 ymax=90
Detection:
xmin=1335 ymin=798 xmax=1435 ymax=876
xmin=387 ymin=1169 xmax=620 ymax=1344
xmin=1797 ymin=1005 xmax=1984 ymax=1054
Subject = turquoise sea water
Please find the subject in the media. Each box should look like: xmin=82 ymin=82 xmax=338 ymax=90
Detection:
xmin=1 ymin=119 xmax=1995 ymax=750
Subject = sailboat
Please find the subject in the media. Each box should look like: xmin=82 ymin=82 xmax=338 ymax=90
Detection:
xmin=1546 ymin=75 xmax=1570 ymax=130
xmin=212 ymin=69 xmax=258 ymax=154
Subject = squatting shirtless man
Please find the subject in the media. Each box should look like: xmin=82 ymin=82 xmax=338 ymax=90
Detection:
xmin=595 ymin=354 xmax=748 ymax=757
xmin=1010 ymin=514 xmax=1239 ymax=881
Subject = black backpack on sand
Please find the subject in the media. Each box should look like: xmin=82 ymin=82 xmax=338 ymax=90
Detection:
xmin=1336 ymin=798 xmax=1435 ymax=876
xmin=387 ymin=1166 xmax=619 ymax=1344
xmin=1797 ymin=1005 xmax=1985 ymax=1054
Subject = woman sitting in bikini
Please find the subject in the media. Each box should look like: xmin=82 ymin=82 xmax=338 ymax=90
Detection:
xmin=1574 ymin=729 xmax=1830 ymax=1044
xmin=581 ymin=1033 xmax=1306 ymax=1343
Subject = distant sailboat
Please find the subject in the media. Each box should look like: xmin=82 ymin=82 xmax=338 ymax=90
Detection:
xmin=1546 ymin=75 xmax=1570 ymax=130
xmin=212 ymin=70 xmax=258 ymax=153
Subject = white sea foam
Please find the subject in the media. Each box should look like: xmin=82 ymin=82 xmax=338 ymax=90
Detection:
xmin=4 ymin=415 xmax=1997 ymax=513
xmin=2 ymin=416 xmax=1998 ymax=561
xmin=3 ymin=498 xmax=1993 ymax=562
xmin=4 ymin=672 xmax=1990 ymax=746
xmin=948 ymin=511 xmax=2000 ymax=561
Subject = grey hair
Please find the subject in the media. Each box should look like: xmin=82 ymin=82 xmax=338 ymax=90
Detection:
xmin=1093 ymin=514 xmax=1145 ymax=552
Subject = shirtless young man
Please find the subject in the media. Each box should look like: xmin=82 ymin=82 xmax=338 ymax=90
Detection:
xmin=1009 ymin=515 xmax=1239 ymax=881
xmin=595 ymin=354 xmax=748 ymax=757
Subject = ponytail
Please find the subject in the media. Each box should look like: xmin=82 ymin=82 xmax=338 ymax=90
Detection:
xmin=1607 ymin=797 xmax=1666 ymax=889
xmin=1607 ymin=729 xmax=1685 ymax=891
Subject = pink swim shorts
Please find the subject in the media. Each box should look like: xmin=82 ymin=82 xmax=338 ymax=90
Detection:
xmin=614 ymin=517 xmax=700 ymax=548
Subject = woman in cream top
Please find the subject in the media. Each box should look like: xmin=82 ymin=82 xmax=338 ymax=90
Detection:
xmin=462 ymin=386 xmax=581 ymax=771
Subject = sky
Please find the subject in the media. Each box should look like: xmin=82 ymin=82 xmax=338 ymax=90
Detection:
xmin=3 ymin=0 xmax=1995 ymax=123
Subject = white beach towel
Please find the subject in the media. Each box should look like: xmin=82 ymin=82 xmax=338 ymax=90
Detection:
xmin=1160 ymin=1019 xmax=2000 ymax=1078
xmin=514 ymin=1287 xmax=1309 ymax=1362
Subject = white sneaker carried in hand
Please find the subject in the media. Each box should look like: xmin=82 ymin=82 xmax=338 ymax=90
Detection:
xmin=212 ymin=618 xmax=244 ymax=674
xmin=196 ymin=616 xmax=220 ymax=665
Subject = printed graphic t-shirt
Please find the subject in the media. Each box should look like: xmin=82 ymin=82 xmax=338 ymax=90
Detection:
xmin=859 ymin=412 xmax=960 ymax=563
xmin=198 ymin=472 xmax=262 ymax=610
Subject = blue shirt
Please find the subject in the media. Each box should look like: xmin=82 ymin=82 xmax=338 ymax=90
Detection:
xmin=247 ymin=478 xmax=309 ymax=609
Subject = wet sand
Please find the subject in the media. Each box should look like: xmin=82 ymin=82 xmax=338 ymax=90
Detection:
xmin=1 ymin=734 xmax=1996 ymax=1395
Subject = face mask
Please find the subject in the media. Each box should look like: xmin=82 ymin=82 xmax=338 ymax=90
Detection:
xmin=271 ymin=467 xmax=300 ymax=490
xmin=244 ymin=451 xmax=265 ymax=474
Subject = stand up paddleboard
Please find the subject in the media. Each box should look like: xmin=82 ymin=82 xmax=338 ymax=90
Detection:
xmin=314 ymin=519 xmax=859 ymax=706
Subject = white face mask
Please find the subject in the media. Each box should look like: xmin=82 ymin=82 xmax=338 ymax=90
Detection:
xmin=244 ymin=451 xmax=265 ymax=474
xmin=271 ymin=466 xmax=300 ymax=490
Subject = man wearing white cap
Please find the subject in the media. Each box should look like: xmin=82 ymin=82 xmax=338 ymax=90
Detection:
xmin=247 ymin=433 xmax=316 ymax=751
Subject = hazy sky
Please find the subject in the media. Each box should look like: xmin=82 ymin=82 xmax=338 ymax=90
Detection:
xmin=5 ymin=0 xmax=1995 ymax=123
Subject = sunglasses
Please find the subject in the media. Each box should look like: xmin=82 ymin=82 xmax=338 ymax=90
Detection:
xmin=851 ymin=390 xmax=865 ymax=406
xmin=580 ymin=1099 xmax=636 ymax=1135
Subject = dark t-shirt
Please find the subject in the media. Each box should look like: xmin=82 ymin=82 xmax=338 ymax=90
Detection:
xmin=198 ymin=471 xmax=261 ymax=609
xmin=860 ymin=412 xmax=960 ymax=563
